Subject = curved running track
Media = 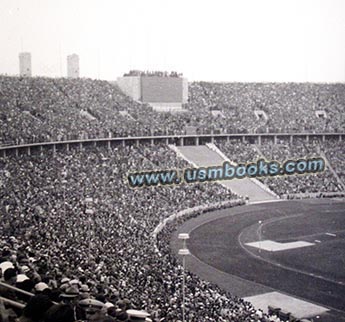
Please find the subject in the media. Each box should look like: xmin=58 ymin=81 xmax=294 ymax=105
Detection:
xmin=170 ymin=199 xmax=345 ymax=320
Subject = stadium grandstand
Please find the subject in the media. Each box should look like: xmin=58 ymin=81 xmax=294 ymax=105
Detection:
xmin=1 ymin=76 xmax=345 ymax=145
xmin=0 ymin=72 xmax=344 ymax=322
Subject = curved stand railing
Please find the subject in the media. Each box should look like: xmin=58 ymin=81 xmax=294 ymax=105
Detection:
xmin=0 ymin=132 xmax=344 ymax=158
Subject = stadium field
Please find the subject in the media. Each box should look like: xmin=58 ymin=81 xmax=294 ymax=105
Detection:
xmin=171 ymin=199 xmax=345 ymax=321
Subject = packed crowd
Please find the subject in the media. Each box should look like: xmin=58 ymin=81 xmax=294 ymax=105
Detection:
xmin=322 ymin=139 xmax=345 ymax=185
xmin=1 ymin=76 xmax=344 ymax=146
xmin=0 ymin=144 xmax=282 ymax=321
xmin=0 ymin=76 xmax=159 ymax=144
xmin=216 ymin=137 xmax=344 ymax=196
xmin=215 ymin=140 xmax=260 ymax=165
xmin=1 ymin=137 xmax=342 ymax=320
xmin=187 ymin=82 xmax=345 ymax=134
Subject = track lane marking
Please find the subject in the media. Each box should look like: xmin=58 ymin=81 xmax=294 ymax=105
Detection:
xmin=239 ymin=224 xmax=344 ymax=286
xmin=175 ymin=200 xmax=345 ymax=316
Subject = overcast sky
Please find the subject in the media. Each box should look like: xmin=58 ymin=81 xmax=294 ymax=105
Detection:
xmin=0 ymin=0 xmax=344 ymax=82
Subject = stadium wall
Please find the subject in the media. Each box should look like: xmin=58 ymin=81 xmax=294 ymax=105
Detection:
xmin=1 ymin=133 xmax=344 ymax=158
xmin=182 ymin=78 xmax=188 ymax=103
xmin=116 ymin=76 xmax=141 ymax=101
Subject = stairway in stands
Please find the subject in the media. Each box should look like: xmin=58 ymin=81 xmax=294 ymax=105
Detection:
xmin=174 ymin=145 xmax=278 ymax=203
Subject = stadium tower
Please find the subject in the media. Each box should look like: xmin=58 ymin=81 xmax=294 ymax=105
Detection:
xmin=67 ymin=54 xmax=79 ymax=78
xmin=19 ymin=52 xmax=32 ymax=77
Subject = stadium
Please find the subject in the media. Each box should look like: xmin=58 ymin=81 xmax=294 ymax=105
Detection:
xmin=1 ymin=1 xmax=345 ymax=321
xmin=0 ymin=71 xmax=344 ymax=321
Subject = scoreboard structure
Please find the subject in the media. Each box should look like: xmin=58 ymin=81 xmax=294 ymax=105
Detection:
xmin=117 ymin=75 xmax=188 ymax=112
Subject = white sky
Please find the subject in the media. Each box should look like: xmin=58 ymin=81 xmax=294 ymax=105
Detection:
xmin=0 ymin=0 xmax=344 ymax=82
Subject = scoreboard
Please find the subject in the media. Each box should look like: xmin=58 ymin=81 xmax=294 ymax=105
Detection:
xmin=141 ymin=76 xmax=183 ymax=103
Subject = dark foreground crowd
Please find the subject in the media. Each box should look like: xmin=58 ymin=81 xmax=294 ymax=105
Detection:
xmin=0 ymin=136 xmax=342 ymax=321
xmin=1 ymin=144 xmax=286 ymax=321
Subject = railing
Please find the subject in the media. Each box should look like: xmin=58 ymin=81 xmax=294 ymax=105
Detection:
xmin=0 ymin=132 xmax=344 ymax=157
xmin=0 ymin=281 xmax=58 ymax=309
xmin=0 ymin=281 xmax=32 ymax=311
